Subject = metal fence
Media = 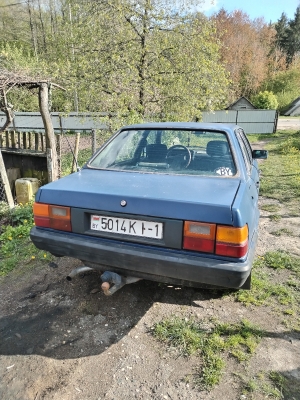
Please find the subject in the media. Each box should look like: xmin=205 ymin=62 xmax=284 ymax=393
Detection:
xmin=202 ymin=110 xmax=278 ymax=134
xmin=1 ymin=109 xmax=278 ymax=135
xmin=58 ymin=129 xmax=112 ymax=176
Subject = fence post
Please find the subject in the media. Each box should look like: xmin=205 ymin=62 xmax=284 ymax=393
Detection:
xmin=0 ymin=149 xmax=14 ymax=208
xmin=56 ymin=134 xmax=61 ymax=178
xmin=72 ymin=132 xmax=80 ymax=173
xmin=92 ymin=129 xmax=96 ymax=154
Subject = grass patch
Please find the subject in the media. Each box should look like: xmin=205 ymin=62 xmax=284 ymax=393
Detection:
xmin=240 ymin=371 xmax=285 ymax=399
xmin=263 ymin=251 xmax=300 ymax=273
xmin=258 ymin=130 xmax=300 ymax=210
xmin=270 ymin=228 xmax=293 ymax=237
xmin=152 ymin=317 xmax=263 ymax=390
xmin=234 ymin=252 xmax=300 ymax=327
xmin=0 ymin=202 xmax=52 ymax=276
xmin=260 ymin=204 xmax=280 ymax=213
xmin=235 ymin=272 xmax=294 ymax=306
xmin=269 ymin=214 xmax=281 ymax=221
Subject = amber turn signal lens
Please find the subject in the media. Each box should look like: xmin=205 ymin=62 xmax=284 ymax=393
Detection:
xmin=216 ymin=225 xmax=248 ymax=244
xmin=33 ymin=202 xmax=49 ymax=217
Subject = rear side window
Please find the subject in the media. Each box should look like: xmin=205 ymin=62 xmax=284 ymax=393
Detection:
xmin=236 ymin=129 xmax=252 ymax=173
xmin=89 ymin=129 xmax=237 ymax=177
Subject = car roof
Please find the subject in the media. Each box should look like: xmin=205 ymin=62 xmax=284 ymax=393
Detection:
xmin=120 ymin=122 xmax=239 ymax=132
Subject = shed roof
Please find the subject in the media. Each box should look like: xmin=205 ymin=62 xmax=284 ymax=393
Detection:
xmin=284 ymin=96 xmax=300 ymax=116
xmin=225 ymin=96 xmax=257 ymax=110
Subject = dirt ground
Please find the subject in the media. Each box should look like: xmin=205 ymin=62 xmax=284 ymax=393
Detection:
xmin=1 ymin=200 xmax=300 ymax=398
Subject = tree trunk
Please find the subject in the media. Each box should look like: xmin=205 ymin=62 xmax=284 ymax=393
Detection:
xmin=0 ymin=89 xmax=14 ymax=133
xmin=27 ymin=0 xmax=38 ymax=58
xmin=0 ymin=149 xmax=14 ymax=208
xmin=39 ymin=83 xmax=58 ymax=181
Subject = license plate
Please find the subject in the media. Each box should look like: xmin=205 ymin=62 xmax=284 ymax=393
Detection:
xmin=91 ymin=215 xmax=163 ymax=239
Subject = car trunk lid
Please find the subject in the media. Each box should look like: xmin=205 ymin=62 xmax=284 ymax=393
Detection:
xmin=36 ymin=169 xmax=241 ymax=225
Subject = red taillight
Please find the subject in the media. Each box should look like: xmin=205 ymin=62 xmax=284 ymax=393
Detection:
xmin=215 ymin=225 xmax=248 ymax=257
xmin=33 ymin=203 xmax=72 ymax=232
xmin=215 ymin=242 xmax=248 ymax=258
xmin=183 ymin=221 xmax=216 ymax=253
xmin=183 ymin=221 xmax=248 ymax=258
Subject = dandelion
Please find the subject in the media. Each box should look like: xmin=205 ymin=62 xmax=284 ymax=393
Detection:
xmin=43 ymin=254 xmax=47 ymax=258
xmin=31 ymin=256 xmax=35 ymax=259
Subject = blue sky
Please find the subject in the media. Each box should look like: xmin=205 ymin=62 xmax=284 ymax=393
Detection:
xmin=201 ymin=0 xmax=300 ymax=23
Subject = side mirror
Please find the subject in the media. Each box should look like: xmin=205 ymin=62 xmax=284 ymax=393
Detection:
xmin=252 ymin=149 xmax=268 ymax=159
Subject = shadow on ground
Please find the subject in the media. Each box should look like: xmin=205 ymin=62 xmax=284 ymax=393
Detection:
xmin=0 ymin=260 xmax=224 ymax=360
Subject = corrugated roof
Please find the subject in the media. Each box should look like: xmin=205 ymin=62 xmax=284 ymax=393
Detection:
xmin=284 ymin=96 xmax=300 ymax=116
xmin=225 ymin=96 xmax=257 ymax=110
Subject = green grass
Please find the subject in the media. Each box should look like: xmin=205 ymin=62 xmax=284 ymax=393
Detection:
xmin=258 ymin=130 xmax=300 ymax=211
xmin=238 ymin=129 xmax=300 ymax=329
xmin=235 ymin=251 xmax=300 ymax=306
xmin=269 ymin=214 xmax=281 ymax=221
xmin=260 ymin=204 xmax=280 ymax=213
xmin=270 ymin=228 xmax=293 ymax=237
xmin=240 ymin=371 xmax=285 ymax=399
xmin=0 ymin=202 xmax=52 ymax=276
xmin=152 ymin=317 xmax=263 ymax=390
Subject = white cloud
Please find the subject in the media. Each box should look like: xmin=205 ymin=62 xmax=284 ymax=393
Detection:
xmin=199 ymin=0 xmax=218 ymax=12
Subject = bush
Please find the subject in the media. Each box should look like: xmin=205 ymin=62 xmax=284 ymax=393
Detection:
xmin=252 ymin=91 xmax=278 ymax=110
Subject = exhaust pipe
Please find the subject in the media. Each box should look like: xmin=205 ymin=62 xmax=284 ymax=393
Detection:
xmin=101 ymin=271 xmax=141 ymax=295
xmin=66 ymin=266 xmax=94 ymax=281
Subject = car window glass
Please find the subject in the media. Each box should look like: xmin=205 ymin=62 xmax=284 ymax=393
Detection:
xmin=89 ymin=129 xmax=237 ymax=177
xmin=236 ymin=130 xmax=251 ymax=173
xmin=240 ymin=130 xmax=253 ymax=164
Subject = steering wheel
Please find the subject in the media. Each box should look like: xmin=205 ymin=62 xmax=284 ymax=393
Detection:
xmin=166 ymin=145 xmax=191 ymax=169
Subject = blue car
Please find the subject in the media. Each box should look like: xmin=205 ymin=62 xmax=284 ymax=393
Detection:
xmin=30 ymin=122 xmax=267 ymax=293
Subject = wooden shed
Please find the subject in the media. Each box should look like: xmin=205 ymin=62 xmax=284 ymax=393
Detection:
xmin=225 ymin=96 xmax=257 ymax=111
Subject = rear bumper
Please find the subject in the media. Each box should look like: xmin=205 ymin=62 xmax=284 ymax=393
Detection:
xmin=30 ymin=227 xmax=257 ymax=289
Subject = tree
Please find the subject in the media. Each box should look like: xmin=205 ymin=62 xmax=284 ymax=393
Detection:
xmin=213 ymin=9 xmax=281 ymax=100
xmin=41 ymin=0 xmax=230 ymax=119
xmin=275 ymin=12 xmax=289 ymax=52
xmin=0 ymin=0 xmax=230 ymax=119
xmin=275 ymin=7 xmax=300 ymax=64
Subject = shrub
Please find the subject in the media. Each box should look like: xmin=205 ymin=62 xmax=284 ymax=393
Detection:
xmin=252 ymin=91 xmax=278 ymax=110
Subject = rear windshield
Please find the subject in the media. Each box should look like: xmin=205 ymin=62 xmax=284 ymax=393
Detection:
xmin=88 ymin=129 xmax=237 ymax=176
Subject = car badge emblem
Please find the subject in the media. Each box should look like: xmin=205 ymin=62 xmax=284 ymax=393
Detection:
xmin=120 ymin=200 xmax=127 ymax=207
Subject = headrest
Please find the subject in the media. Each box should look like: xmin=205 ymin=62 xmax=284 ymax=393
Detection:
xmin=206 ymin=141 xmax=229 ymax=157
xmin=146 ymin=144 xmax=167 ymax=162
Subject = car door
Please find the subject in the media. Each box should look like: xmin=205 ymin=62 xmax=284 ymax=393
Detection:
xmin=236 ymin=128 xmax=260 ymax=195
xmin=235 ymin=128 xmax=260 ymax=242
